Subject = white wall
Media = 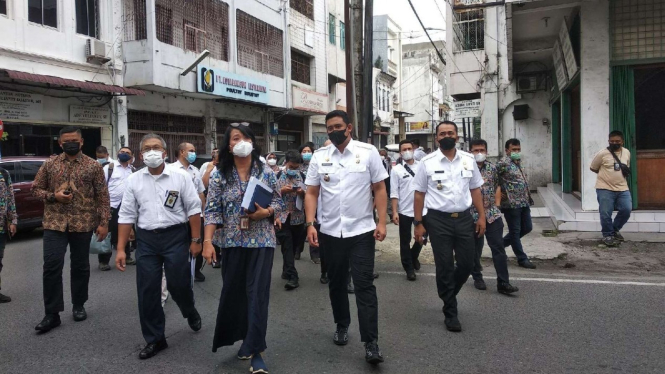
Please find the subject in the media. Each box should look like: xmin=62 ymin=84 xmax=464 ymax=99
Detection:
xmin=325 ymin=0 xmax=346 ymax=80
xmin=289 ymin=0 xmax=328 ymax=95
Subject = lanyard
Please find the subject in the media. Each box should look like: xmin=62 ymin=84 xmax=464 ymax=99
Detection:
xmin=403 ymin=163 xmax=415 ymax=177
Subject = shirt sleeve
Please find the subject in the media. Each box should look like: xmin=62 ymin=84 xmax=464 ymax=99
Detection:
xmin=181 ymin=172 xmax=202 ymax=217
xmin=5 ymin=174 xmax=17 ymax=225
xmin=204 ymin=170 xmax=224 ymax=226
xmin=30 ymin=161 xmax=51 ymax=201
xmin=368 ymin=147 xmax=389 ymax=184
xmin=103 ymin=165 xmax=109 ymax=181
xmin=305 ymin=152 xmax=321 ymax=186
xmin=194 ymin=173 xmax=206 ymax=194
xmin=93 ymin=162 xmax=111 ymax=225
xmin=118 ymin=177 xmax=138 ymax=224
xmin=590 ymin=150 xmax=604 ymax=171
xmin=267 ymin=170 xmax=286 ymax=217
xmin=389 ymin=168 xmax=400 ymax=199
xmin=469 ymin=159 xmax=484 ymax=189
xmin=412 ymin=160 xmax=428 ymax=193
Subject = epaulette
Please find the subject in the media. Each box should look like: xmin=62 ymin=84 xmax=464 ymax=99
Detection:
xmin=355 ymin=142 xmax=374 ymax=150
xmin=314 ymin=145 xmax=330 ymax=153
xmin=421 ymin=152 xmax=438 ymax=162
xmin=459 ymin=150 xmax=475 ymax=160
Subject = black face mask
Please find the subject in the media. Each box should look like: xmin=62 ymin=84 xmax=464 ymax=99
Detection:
xmin=609 ymin=144 xmax=621 ymax=152
xmin=329 ymin=129 xmax=348 ymax=146
xmin=62 ymin=142 xmax=81 ymax=156
xmin=439 ymin=137 xmax=456 ymax=151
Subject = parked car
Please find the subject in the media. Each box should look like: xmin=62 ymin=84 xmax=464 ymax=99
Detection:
xmin=0 ymin=157 xmax=49 ymax=230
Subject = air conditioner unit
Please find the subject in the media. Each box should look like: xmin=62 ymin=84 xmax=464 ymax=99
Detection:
xmin=86 ymin=39 xmax=111 ymax=65
xmin=516 ymin=73 xmax=547 ymax=93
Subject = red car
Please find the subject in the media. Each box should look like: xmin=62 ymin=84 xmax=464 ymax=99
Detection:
xmin=0 ymin=156 xmax=49 ymax=230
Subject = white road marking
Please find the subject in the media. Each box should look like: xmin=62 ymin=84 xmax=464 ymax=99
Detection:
xmin=379 ymin=271 xmax=665 ymax=287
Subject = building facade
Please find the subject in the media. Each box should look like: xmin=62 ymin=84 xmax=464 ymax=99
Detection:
xmin=373 ymin=15 xmax=403 ymax=144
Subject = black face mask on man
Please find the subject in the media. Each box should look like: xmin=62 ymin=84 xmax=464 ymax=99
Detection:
xmin=62 ymin=142 xmax=81 ymax=156
xmin=439 ymin=137 xmax=456 ymax=151
xmin=609 ymin=143 xmax=621 ymax=152
xmin=329 ymin=129 xmax=348 ymax=146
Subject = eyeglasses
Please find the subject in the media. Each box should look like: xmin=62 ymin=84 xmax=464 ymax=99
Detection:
xmin=141 ymin=146 xmax=164 ymax=153
xmin=230 ymin=122 xmax=250 ymax=128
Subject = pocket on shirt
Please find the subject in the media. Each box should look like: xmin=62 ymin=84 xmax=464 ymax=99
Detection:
xmin=347 ymin=164 xmax=369 ymax=186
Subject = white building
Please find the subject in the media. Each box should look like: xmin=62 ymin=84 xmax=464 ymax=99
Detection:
xmin=446 ymin=0 xmax=665 ymax=232
xmin=371 ymin=67 xmax=396 ymax=147
xmin=373 ymin=15 xmax=403 ymax=145
xmin=0 ymin=0 xmax=139 ymax=158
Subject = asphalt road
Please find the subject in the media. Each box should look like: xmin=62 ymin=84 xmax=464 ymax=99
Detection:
xmin=1 ymin=230 xmax=664 ymax=374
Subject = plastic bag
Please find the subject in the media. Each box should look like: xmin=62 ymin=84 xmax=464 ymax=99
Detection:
xmin=89 ymin=233 xmax=112 ymax=255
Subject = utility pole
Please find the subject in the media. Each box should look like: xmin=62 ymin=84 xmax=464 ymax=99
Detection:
xmin=344 ymin=0 xmax=356 ymax=132
xmin=361 ymin=0 xmax=374 ymax=143
xmin=346 ymin=0 xmax=364 ymax=140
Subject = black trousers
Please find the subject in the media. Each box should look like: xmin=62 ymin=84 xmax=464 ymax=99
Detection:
xmin=212 ymin=247 xmax=274 ymax=354
xmin=471 ymin=219 xmax=510 ymax=284
xmin=425 ymin=210 xmax=474 ymax=319
xmin=316 ymin=224 xmax=326 ymax=275
xmin=99 ymin=206 xmax=134 ymax=264
xmin=276 ymin=215 xmax=303 ymax=280
xmin=320 ymin=231 xmax=378 ymax=343
xmin=0 ymin=234 xmax=6 ymax=291
xmin=43 ymin=229 xmax=93 ymax=315
xmin=135 ymin=224 xmax=196 ymax=344
xmin=398 ymin=214 xmax=423 ymax=273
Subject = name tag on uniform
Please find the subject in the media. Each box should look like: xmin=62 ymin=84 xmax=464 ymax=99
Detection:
xmin=403 ymin=174 xmax=410 ymax=179
xmin=431 ymin=171 xmax=446 ymax=181
xmin=165 ymin=191 xmax=179 ymax=208
xmin=320 ymin=163 xmax=336 ymax=174
xmin=462 ymin=170 xmax=473 ymax=178
xmin=349 ymin=164 xmax=366 ymax=173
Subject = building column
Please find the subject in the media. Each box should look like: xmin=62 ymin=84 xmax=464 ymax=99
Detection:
xmin=204 ymin=101 xmax=216 ymax=154
xmin=305 ymin=116 xmax=313 ymax=143
xmin=115 ymin=97 xmax=129 ymax=153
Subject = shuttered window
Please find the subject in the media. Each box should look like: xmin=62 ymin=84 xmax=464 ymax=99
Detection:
xmin=611 ymin=0 xmax=665 ymax=61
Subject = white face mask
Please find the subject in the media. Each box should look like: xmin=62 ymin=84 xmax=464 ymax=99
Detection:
xmin=474 ymin=153 xmax=487 ymax=163
xmin=232 ymin=140 xmax=253 ymax=158
xmin=380 ymin=156 xmax=386 ymax=161
xmin=143 ymin=150 xmax=165 ymax=168
xmin=267 ymin=159 xmax=277 ymax=166
xmin=401 ymin=150 xmax=414 ymax=161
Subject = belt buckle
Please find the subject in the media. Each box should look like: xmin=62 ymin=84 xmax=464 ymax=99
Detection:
xmin=451 ymin=213 xmax=459 ymax=218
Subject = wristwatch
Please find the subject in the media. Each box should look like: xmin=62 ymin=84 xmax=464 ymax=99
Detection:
xmin=47 ymin=193 xmax=56 ymax=203
xmin=413 ymin=220 xmax=423 ymax=227
xmin=191 ymin=238 xmax=202 ymax=244
xmin=305 ymin=221 xmax=316 ymax=228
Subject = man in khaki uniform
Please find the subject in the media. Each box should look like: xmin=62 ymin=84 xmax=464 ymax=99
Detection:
xmin=590 ymin=130 xmax=632 ymax=247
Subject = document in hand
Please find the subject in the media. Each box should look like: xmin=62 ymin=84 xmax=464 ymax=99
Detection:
xmin=241 ymin=176 xmax=274 ymax=213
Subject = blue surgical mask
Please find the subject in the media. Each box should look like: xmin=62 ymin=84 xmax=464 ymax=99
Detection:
xmin=118 ymin=153 xmax=132 ymax=163
xmin=97 ymin=158 xmax=107 ymax=164
xmin=286 ymin=169 xmax=298 ymax=177
xmin=186 ymin=151 xmax=197 ymax=164
xmin=302 ymin=153 xmax=312 ymax=162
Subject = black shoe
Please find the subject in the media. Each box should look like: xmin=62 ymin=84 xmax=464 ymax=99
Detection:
xmin=125 ymin=256 xmax=136 ymax=265
xmin=613 ymin=231 xmax=625 ymax=242
xmin=139 ymin=339 xmax=168 ymax=359
xmin=237 ymin=345 xmax=252 ymax=360
xmin=194 ymin=272 xmax=206 ymax=282
xmin=407 ymin=272 xmax=416 ymax=281
xmin=373 ymin=272 xmax=379 ymax=279
xmin=364 ymin=341 xmax=384 ymax=364
xmin=312 ymin=258 xmax=321 ymax=264
xmin=498 ymin=282 xmax=519 ymax=295
xmin=295 ymin=252 xmax=301 ymax=260
xmin=333 ymin=324 xmax=349 ymax=346
xmin=281 ymin=272 xmax=289 ymax=280
xmin=347 ymin=282 xmax=355 ymax=294
xmin=212 ymin=261 xmax=221 ymax=268
xmin=187 ymin=309 xmax=202 ymax=331
xmin=0 ymin=292 xmax=11 ymax=303
xmin=98 ymin=263 xmax=111 ymax=271
xmin=445 ymin=317 xmax=462 ymax=332
xmin=250 ymin=353 xmax=269 ymax=374
xmin=518 ymin=260 xmax=537 ymax=269
xmin=474 ymin=278 xmax=487 ymax=290
xmin=413 ymin=258 xmax=421 ymax=271
xmin=285 ymin=278 xmax=300 ymax=290
xmin=320 ymin=273 xmax=329 ymax=284
xmin=73 ymin=305 xmax=87 ymax=322
xmin=35 ymin=314 xmax=61 ymax=332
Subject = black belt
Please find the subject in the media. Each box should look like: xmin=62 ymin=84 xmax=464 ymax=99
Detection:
xmin=138 ymin=222 xmax=187 ymax=234
xmin=431 ymin=209 xmax=471 ymax=219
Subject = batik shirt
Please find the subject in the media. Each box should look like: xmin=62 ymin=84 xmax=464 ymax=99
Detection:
xmin=204 ymin=164 xmax=285 ymax=249
xmin=0 ymin=172 xmax=18 ymax=233
xmin=276 ymin=170 xmax=305 ymax=225
xmin=32 ymin=153 xmax=111 ymax=232
xmin=497 ymin=156 xmax=534 ymax=209
xmin=471 ymin=162 xmax=502 ymax=224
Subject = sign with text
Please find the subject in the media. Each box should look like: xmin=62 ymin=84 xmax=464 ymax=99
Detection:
xmin=559 ymin=22 xmax=578 ymax=80
xmin=292 ymin=86 xmax=328 ymax=114
xmin=69 ymin=105 xmax=111 ymax=125
xmin=454 ymin=99 xmax=481 ymax=118
xmin=197 ymin=66 xmax=269 ymax=105
xmin=0 ymin=90 xmax=43 ymax=120
xmin=552 ymin=39 xmax=568 ymax=90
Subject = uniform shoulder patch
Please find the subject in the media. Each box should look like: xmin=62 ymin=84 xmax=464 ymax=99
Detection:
xmin=354 ymin=142 xmax=374 ymax=150
xmin=314 ymin=146 xmax=330 ymax=153
xmin=459 ymin=150 xmax=475 ymax=160
xmin=421 ymin=152 xmax=439 ymax=162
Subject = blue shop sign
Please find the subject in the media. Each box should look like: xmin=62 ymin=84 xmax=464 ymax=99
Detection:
xmin=197 ymin=65 xmax=269 ymax=105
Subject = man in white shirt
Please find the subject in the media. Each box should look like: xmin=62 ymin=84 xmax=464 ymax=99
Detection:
xmin=390 ymin=139 xmax=427 ymax=281
xmin=305 ymin=110 xmax=388 ymax=366
xmin=170 ymin=142 xmax=206 ymax=282
xmin=98 ymin=147 xmax=135 ymax=271
xmin=412 ymin=138 xmax=427 ymax=161
xmin=116 ymin=134 xmax=203 ymax=360
xmin=412 ymin=121 xmax=485 ymax=333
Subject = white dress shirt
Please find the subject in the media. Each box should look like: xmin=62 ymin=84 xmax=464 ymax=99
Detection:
xmin=412 ymin=149 xmax=484 ymax=214
xmin=306 ymin=139 xmax=388 ymax=238
xmin=118 ymin=167 xmax=202 ymax=230
xmin=390 ymin=161 xmax=427 ymax=217
xmin=103 ymin=160 xmax=134 ymax=209
xmin=414 ymin=147 xmax=427 ymax=161
xmin=169 ymin=160 xmax=205 ymax=194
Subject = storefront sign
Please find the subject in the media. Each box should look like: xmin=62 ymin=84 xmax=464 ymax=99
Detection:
xmin=454 ymin=99 xmax=481 ymax=118
xmin=292 ymin=86 xmax=328 ymax=114
xmin=69 ymin=105 xmax=111 ymax=125
xmin=0 ymin=90 xmax=43 ymax=120
xmin=552 ymin=39 xmax=568 ymax=90
xmin=559 ymin=22 xmax=578 ymax=80
xmin=197 ymin=66 xmax=269 ymax=105
xmin=407 ymin=122 xmax=430 ymax=132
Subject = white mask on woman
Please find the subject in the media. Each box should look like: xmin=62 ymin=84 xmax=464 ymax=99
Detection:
xmin=232 ymin=140 xmax=253 ymax=158
xmin=267 ymin=159 xmax=277 ymax=166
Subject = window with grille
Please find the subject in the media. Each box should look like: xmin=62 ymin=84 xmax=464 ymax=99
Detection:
xmin=329 ymin=13 xmax=336 ymax=45
xmin=76 ymin=0 xmax=99 ymax=38
xmin=291 ymin=50 xmax=311 ymax=85
xmin=152 ymin=0 xmax=229 ymax=61
xmin=123 ymin=0 xmax=147 ymax=41
xmin=237 ymin=10 xmax=284 ymax=78
xmin=0 ymin=1 xmax=7 ymax=15
xmin=453 ymin=10 xmax=484 ymax=52
xmin=291 ymin=0 xmax=314 ymax=20
xmin=611 ymin=0 xmax=665 ymax=61
xmin=28 ymin=0 xmax=58 ymax=28
xmin=340 ymin=21 xmax=346 ymax=50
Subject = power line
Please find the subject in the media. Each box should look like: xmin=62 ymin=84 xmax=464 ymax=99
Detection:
xmin=407 ymin=0 xmax=447 ymax=66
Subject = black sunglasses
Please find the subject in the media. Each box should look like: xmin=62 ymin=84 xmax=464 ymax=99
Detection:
xmin=230 ymin=122 xmax=250 ymax=128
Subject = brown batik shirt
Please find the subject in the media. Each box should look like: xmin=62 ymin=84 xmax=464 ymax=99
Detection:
xmin=31 ymin=153 xmax=111 ymax=232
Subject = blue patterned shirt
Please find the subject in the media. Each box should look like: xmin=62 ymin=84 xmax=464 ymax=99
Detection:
xmin=497 ymin=156 xmax=534 ymax=209
xmin=471 ymin=162 xmax=502 ymax=224
xmin=276 ymin=170 xmax=305 ymax=225
xmin=204 ymin=164 xmax=285 ymax=249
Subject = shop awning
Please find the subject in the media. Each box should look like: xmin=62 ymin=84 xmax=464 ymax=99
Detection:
xmin=2 ymin=69 xmax=145 ymax=96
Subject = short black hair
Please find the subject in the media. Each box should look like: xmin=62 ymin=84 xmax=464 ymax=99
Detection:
xmin=609 ymin=130 xmax=624 ymax=140
xmin=96 ymin=146 xmax=108 ymax=154
xmin=469 ymin=139 xmax=488 ymax=150
xmin=435 ymin=121 xmax=458 ymax=135
xmin=325 ymin=110 xmax=351 ymax=125
xmin=399 ymin=139 xmax=414 ymax=151
xmin=59 ymin=126 xmax=82 ymax=138
xmin=284 ymin=150 xmax=303 ymax=164
xmin=411 ymin=138 xmax=420 ymax=146
xmin=505 ymin=138 xmax=521 ymax=149
xmin=119 ymin=146 xmax=132 ymax=154
xmin=299 ymin=143 xmax=314 ymax=153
